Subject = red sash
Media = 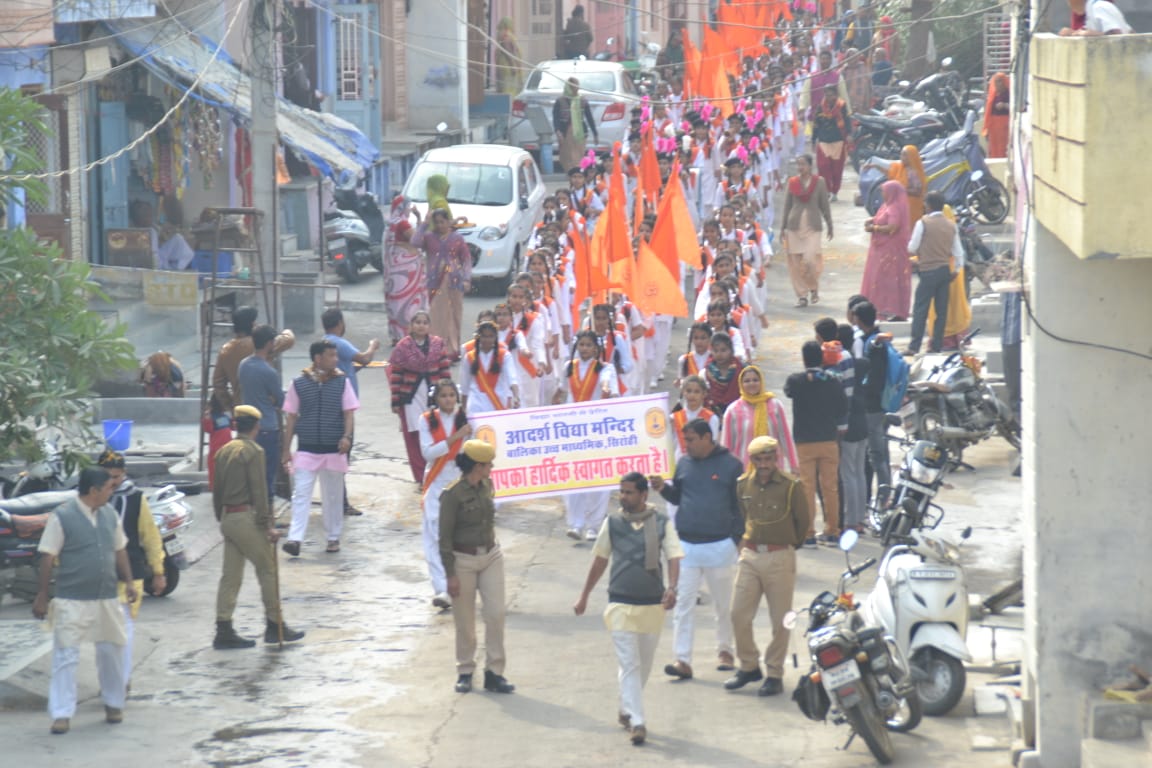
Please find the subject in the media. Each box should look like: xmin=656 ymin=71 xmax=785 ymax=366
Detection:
xmin=673 ymin=407 xmax=715 ymax=453
xmin=422 ymin=413 xmax=462 ymax=492
xmin=569 ymin=359 xmax=601 ymax=402
xmin=467 ymin=347 xmax=508 ymax=410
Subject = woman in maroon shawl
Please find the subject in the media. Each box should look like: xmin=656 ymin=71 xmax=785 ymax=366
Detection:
xmin=861 ymin=180 xmax=913 ymax=321
xmin=388 ymin=310 xmax=453 ymax=484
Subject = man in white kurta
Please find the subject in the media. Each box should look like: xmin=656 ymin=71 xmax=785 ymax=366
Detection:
xmin=33 ymin=468 xmax=137 ymax=734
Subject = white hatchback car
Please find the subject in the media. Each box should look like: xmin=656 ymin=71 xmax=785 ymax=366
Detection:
xmin=509 ymin=60 xmax=641 ymax=154
xmin=402 ymin=145 xmax=546 ymax=292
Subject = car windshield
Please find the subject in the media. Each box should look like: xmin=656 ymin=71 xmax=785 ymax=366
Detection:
xmin=526 ymin=68 xmax=616 ymax=95
xmin=404 ymin=161 xmax=513 ymax=206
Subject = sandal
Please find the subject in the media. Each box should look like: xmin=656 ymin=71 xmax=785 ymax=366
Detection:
xmin=326 ymin=540 xmax=341 ymax=553
xmin=794 ymin=297 xmax=808 ymax=308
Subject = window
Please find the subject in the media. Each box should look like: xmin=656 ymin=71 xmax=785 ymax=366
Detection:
xmin=404 ymin=162 xmax=514 ymax=206
xmin=526 ymin=68 xmax=617 ymax=94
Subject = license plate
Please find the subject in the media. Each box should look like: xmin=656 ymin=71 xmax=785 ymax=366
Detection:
xmin=164 ymin=535 xmax=185 ymax=556
xmin=822 ymin=659 xmax=862 ymax=693
xmin=910 ymin=568 xmax=957 ymax=580
xmin=328 ymin=238 xmax=346 ymax=251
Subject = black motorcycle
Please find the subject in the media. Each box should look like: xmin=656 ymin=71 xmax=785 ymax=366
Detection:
xmin=954 ymin=173 xmax=998 ymax=293
xmin=850 ymin=112 xmax=951 ymax=173
xmin=870 ymin=439 xmax=951 ymax=547
xmin=900 ymin=331 xmax=1022 ymax=461
xmin=789 ymin=530 xmax=922 ymax=765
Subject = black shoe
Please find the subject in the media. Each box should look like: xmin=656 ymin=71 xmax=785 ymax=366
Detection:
xmin=213 ymin=620 xmax=256 ymax=650
xmin=757 ymin=677 xmax=783 ymax=697
xmin=282 ymin=540 xmax=301 ymax=557
xmin=343 ymin=506 xmax=364 ymax=517
xmin=723 ymin=668 xmax=764 ymax=690
xmin=264 ymin=620 xmax=305 ymax=643
xmin=455 ymin=674 xmax=473 ymax=693
xmin=483 ymin=670 xmax=515 ymax=694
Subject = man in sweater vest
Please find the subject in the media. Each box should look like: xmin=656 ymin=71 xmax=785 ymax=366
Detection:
xmin=33 ymin=468 xmax=136 ymax=735
xmin=574 ymin=473 xmax=683 ymax=746
xmin=906 ymin=192 xmax=965 ymax=355
xmin=281 ymin=339 xmax=360 ymax=556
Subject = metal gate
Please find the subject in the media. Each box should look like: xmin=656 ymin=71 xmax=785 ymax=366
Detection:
xmin=332 ymin=4 xmax=381 ymax=149
xmin=983 ymin=10 xmax=1013 ymax=81
xmin=26 ymin=94 xmax=72 ymax=260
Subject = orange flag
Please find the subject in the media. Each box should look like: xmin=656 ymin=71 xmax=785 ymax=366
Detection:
xmin=639 ymin=127 xmax=661 ymax=206
xmin=632 ymin=239 xmax=688 ymax=318
xmin=681 ymin=28 xmax=701 ymax=100
xmin=650 ymin=162 xmax=704 ymax=271
xmin=591 ymin=145 xmax=632 ymax=295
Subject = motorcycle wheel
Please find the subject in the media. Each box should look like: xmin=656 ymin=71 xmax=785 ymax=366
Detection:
xmin=144 ymin=557 xmax=180 ymax=597
xmin=885 ymin=687 xmax=924 ymax=733
xmin=337 ymin=259 xmax=361 ymax=284
xmin=970 ymin=178 xmax=1009 ymax=225
xmin=844 ymin=688 xmax=896 ymax=764
xmin=852 ymin=135 xmax=879 ymax=173
xmin=913 ymin=647 xmax=967 ymax=716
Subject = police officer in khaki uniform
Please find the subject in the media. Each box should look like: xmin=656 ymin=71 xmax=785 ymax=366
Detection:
xmin=212 ymin=405 xmax=304 ymax=649
xmin=725 ymin=436 xmax=809 ymax=696
xmin=438 ymin=439 xmax=514 ymax=695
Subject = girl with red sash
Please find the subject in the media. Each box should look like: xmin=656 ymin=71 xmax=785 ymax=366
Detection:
xmin=704 ymin=332 xmax=744 ymax=414
xmin=553 ymin=330 xmax=619 ymax=541
xmin=458 ymin=321 xmax=520 ymax=413
xmin=418 ymin=380 xmax=472 ymax=609
xmin=676 ymin=322 xmax=713 ymax=389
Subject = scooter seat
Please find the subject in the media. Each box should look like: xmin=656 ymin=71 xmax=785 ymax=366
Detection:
xmin=855 ymin=113 xmax=911 ymax=130
xmin=0 ymin=490 xmax=75 ymax=516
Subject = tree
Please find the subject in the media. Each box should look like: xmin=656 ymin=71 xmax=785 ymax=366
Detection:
xmin=0 ymin=88 xmax=136 ymax=468
xmin=879 ymin=0 xmax=999 ymax=82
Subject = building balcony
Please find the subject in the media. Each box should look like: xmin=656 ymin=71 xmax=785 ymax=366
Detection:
xmin=1030 ymin=33 xmax=1152 ymax=260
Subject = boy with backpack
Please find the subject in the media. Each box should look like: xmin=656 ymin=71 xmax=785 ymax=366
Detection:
xmin=852 ymin=301 xmax=910 ymax=507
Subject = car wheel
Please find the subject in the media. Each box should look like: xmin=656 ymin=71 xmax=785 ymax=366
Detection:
xmin=495 ymin=246 xmax=521 ymax=295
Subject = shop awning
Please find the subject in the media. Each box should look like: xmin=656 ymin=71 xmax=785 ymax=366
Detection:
xmin=106 ymin=18 xmax=378 ymax=180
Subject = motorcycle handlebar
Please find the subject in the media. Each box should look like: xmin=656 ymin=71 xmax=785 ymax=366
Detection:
xmin=850 ymin=558 xmax=877 ymax=577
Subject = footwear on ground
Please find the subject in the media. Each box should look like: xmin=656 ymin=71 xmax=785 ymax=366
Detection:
xmin=723 ymin=668 xmax=764 ymax=690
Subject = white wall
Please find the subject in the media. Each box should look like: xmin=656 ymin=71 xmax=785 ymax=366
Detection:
xmin=1022 ymin=220 xmax=1152 ymax=766
xmin=405 ymin=0 xmax=469 ymax=131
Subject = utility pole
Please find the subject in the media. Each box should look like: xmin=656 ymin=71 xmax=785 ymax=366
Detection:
xmin=249 ymin=0 xmax=280 ymax=324
xmin=904 ymin=0 xmax=935 ymax=82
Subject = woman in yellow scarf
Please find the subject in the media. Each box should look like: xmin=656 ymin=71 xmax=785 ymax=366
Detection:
xmin=888 ymin=145 xmax=927 ymax=223
xmin=719 ymin=365 xmax=798 ymax=472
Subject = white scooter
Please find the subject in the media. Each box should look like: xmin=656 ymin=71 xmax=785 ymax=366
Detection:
xmin=861 ymin=528 xmax=972 ymax=716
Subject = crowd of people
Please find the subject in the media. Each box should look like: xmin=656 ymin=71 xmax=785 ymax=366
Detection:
xmin=30 ymin=3 xmax=1048 ymax=745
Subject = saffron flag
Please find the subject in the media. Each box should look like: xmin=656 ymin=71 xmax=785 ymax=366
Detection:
xmin=632 ymin=239 xmax=688 ymax=318
xmin=651 ymin=162 xmax=705 ymax=270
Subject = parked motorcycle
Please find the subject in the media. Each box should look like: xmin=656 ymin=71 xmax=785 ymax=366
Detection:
xmin=850 ymin=112 xmax=951 ymax=173
xmin=0 ymin=484 xmax=192 ymax=604
xmin=143 ymin=484 xmax=194 ymax=597
xmin=788 ymin=530 xmax=922 ymax=765
xmin=0 ymin=438 xmax=73 ymax=498
xmin=324 ymin=182 xmax=384 ymax=283
xmin=899 ymin=330 xmax=1022 ymax=460
xmin=869 ymin=439 xmax=951 ymax=546
xmin=862 ymin=528 xmax=973 ymax=716
xmin=858 ymin=110 xmax=1009 ymax=225
xmin=954 ymin=173 xmax=998 ymax=293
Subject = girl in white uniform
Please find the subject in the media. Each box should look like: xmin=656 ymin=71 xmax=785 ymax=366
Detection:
xmin=458 ymin=320 xmax=520 ymax=413
xmin=553 ymin=330 xmax=619 ymax=541
xmin=418 ymin=380 xmax=472 ymax=608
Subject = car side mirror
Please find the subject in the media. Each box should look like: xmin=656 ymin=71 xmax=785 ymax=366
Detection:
xmin=519 ymin=196 xmax=529 ymax=211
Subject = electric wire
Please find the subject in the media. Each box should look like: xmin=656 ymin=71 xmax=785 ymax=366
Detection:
xmin=0 ymin=0 xmax=248 ymax=183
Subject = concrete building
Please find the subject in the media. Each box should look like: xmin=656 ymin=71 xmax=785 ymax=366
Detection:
xmin=1016 ymin=3 xmax=1152 ymax=767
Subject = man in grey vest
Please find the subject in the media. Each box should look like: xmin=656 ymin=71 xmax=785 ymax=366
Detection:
xmin=574 ymin=473 xmax=683 ymax=746
xmin=906 ymin=191 xmax=965 ymax=355
xmin=33 ymin=468 xmax=137 ymax=735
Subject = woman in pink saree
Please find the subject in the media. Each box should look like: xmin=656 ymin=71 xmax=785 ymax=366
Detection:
xmin=384 ymin=196 xmax=427 ymax=344
xmin=861 ymin=180 xmax=912 ymax=321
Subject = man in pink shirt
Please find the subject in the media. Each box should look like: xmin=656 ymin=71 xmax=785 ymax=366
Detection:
xmin=281 ymin=339 xmax=360 ymax=555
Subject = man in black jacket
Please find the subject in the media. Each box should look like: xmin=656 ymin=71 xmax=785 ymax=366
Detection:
xmin=851 ymin=301 xmax=892 ymax=506
xmin=785 ymin=342 xmax=848 ymax=546
xmin=649 ymin=419 xmax=743 ymax=680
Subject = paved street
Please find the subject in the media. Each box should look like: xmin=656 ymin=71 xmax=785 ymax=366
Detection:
xmin=2 ymin=177 xmax=1023 ymax=767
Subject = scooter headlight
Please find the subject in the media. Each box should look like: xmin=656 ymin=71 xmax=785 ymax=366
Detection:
xmin=478 ymin=225 xmax=506 ymax=241
xmin=908 ymin=459 xmax=942 ymax=485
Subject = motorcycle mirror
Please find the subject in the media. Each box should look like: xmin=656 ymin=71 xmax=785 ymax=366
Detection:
xmin=962 ymin=526 xmax=973 ymax=540
xmin=436 ymin=121 xmax=448 ymax=133
xmin=898 ymin=80 xmax=911 ymax=88
xmin=839 ymin=529 xmax=859 ymax=551
xmin=970 ymin=170 xmax=984 ymax=183
xmin=941 ymin=57 xmax=954 ymax=68
xmin=606 ymin=36 xmax=616 ymax=46
xmin=783 ymin=610 xmax=799 ymax=631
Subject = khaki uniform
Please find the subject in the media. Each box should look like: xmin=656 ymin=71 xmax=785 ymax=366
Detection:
xmin=730 ymin=469 xmax=808 ymax=677
xmin=213 ymin=436 xmax=278 ymax=621
xmin=439 ymin=477 xmax=505 ymax=676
